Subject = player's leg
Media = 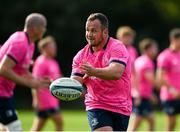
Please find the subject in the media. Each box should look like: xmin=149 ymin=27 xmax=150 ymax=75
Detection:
xmin=144 ymin=99 xmax=155 ymax=131
xmin=94 ymin=126 xmax=112 ymax=131
xmin=130 ymin=114 xmax=142 ymax=131
xmin=129 ymin=98 xmax=146 ymax=131
xmin=31 ymin=117 xmax=47 ymax=131
xmin=30 ymin=109 xmax=48 ymax=131
xmin=162 ymin=100 xmax=179 ymax=131
xmin=166 ymin=115 xmax=176 ymax=131
xmin=128 ymin=97 xmax=140 ymax=131
xmin=51 ymin=112 xmax=63 ymax=131
xmin=6 ymin=117 xmax=22 ymax=131
xmin=146 ymin=113 xmax=155 ymax=131
xmin=0 ymin=97 xmax=22 ymax=131
xmin=87 ymin=109 xmax=113 ymax=131
xmin=112 ymin=111 xmax=130 ymax=131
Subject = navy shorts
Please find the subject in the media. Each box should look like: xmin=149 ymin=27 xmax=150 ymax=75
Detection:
xmin=35 ymin=106 xmax=60 ymax=119
xmin=162 ymin=100 xmax=180 ymax=115
xmin=0 ymin=97 xmax=18 ymax=125
xmin=87 ymin=108 xmax=129 ymax=131
xmin=133 ymin=98 xmax=153 ymax=117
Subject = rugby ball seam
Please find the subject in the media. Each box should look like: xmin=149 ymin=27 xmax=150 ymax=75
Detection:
xmin=51 ymin=85 xmax=83 ymax=91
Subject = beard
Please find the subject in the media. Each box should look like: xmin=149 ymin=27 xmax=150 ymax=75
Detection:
xmin=88 ymin=37 xmax=104 ymax=47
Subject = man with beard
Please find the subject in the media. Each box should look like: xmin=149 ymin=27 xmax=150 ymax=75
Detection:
xmin=71 ymin=13 xmax=132 ymax=131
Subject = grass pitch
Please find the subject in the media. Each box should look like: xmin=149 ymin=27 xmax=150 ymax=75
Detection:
xmin=18 ymin=110 xmax=180 ymax=131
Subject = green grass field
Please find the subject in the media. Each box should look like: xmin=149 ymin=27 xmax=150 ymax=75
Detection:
xmin=18 ymin=110 xmax=180 ymax=131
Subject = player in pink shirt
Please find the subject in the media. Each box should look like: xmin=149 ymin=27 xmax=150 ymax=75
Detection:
xmin=31 ymin=36 xmax=63 ymax=131
xmin=157 ymin=28 xmax=180 ymax=131
xmin=71 ymin=13 xmax=131 ymax=131
xmin=0 ymin=13 xmax=50 ymax=131
xmin=130 ymin=38 xmax=158 ymax=131
xmin=116 ymin=26 xmax=138 ymax=98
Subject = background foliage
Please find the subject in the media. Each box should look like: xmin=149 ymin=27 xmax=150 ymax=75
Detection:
xmin=1 ymin=0 xmax=180 ymax=108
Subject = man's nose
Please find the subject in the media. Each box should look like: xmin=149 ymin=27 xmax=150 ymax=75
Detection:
xmin=88 ymin=32 xmax=93 ymax=38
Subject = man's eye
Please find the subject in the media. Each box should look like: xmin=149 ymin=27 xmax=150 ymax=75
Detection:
xmin=86 ymin=29 xmax=97 ymax=33
xmin=92 ymin=30 xmax=97 ymax=33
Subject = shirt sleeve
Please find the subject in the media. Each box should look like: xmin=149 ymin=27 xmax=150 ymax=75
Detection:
xmin=71 ymin=50 xmax=85 ymax=77
xmin=157 ymin=53 xmax=170 ymax=70
xmin=109 ymin=42 xmax=129 ymax=67
xmin=6 ymin=42 xmax=26 ymax=64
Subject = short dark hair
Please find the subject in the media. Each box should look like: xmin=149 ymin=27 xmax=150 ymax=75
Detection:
xmin=169 ymin=28 xmax=180 ymax=40
xmin=87 ymin=13 xmax=109 ymax=29
xmin=139 ymin=38 xmax=157 ymax=54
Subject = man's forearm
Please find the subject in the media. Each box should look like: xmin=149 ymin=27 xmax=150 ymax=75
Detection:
xmin=93 ymin=67 xmax=123 ymax=80
xmin=71 ymin=76 xmax=84 ymax=84
xmin=156 ymin=69 xmax=171 ymax=88
xmin=0 ymin=68 xmax=27 ymax=86
xmin=80 ymin=62 xmax=125 ymax=80
xmin=156 ymin=77 xmax=171 ymax=89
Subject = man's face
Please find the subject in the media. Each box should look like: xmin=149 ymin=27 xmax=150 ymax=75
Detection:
xmin=149 ymin=43 xmax=158 ymax=59
xmin=174 ymin=38 xmax=180 ymax=50
xmin=33 ymin=25 xmax=46 ymax=41
xmin=120 ymin=34 xmax=134 ymax=46
xmin=45 ymin=41 xmax=57 ymax=58
xmin=85 ymin=19 xmax=106 ymax=47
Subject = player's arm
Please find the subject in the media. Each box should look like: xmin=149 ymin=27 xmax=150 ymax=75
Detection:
xmin=31 ymin=89 xmax=38 ymax=107
xmin=25 ymin=66 xmax=50 ymax=83
xmin=144 ymin=70 xmax=159 ymax=87
xmin=70 ymin=49 xmax=85 ymax=84
xmin=0 ymin=56 xmax=49 ymax=88
xmin=80 ymin=42 xmax=128 ymax=80
xmin=156 ymin=68 xmax=171 ymax=89
xmin=156 ymin=67 xmax=180 ymax=99
xmin=71 ymin=76 xmax=84 ymax=84
xmin=156 ymin=54 xmax=172 ymax=89
xmin=80 ymin=62 xmax=124 ymax=80
xmin=0 ymin=55 xmax=29 ymax=86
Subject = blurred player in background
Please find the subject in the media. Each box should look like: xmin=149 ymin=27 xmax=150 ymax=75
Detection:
xmin=71 ymin=13 xmax=132 ymax=131
xmin=156 ymin=28 xmax=180 ymax=131
xmin=0 ymin=13 xmax=50 ymax=131
xmin=31 ymin=36 xmax=63 ymax=131
xmin=116 ymin=26 xmax=139 ymax=132
xmin=116 ymin=26 xmax=138 ymax=98
xmin=130 ymin=38 xmax=158 ymax=131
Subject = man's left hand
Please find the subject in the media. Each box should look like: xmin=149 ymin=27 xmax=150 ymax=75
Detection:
xmin=80 ymin=62 xmax=97 ymax=77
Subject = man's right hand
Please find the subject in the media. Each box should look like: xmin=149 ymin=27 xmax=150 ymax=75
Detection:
xmin=28 ymin=77 xmax=51 ymax=89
